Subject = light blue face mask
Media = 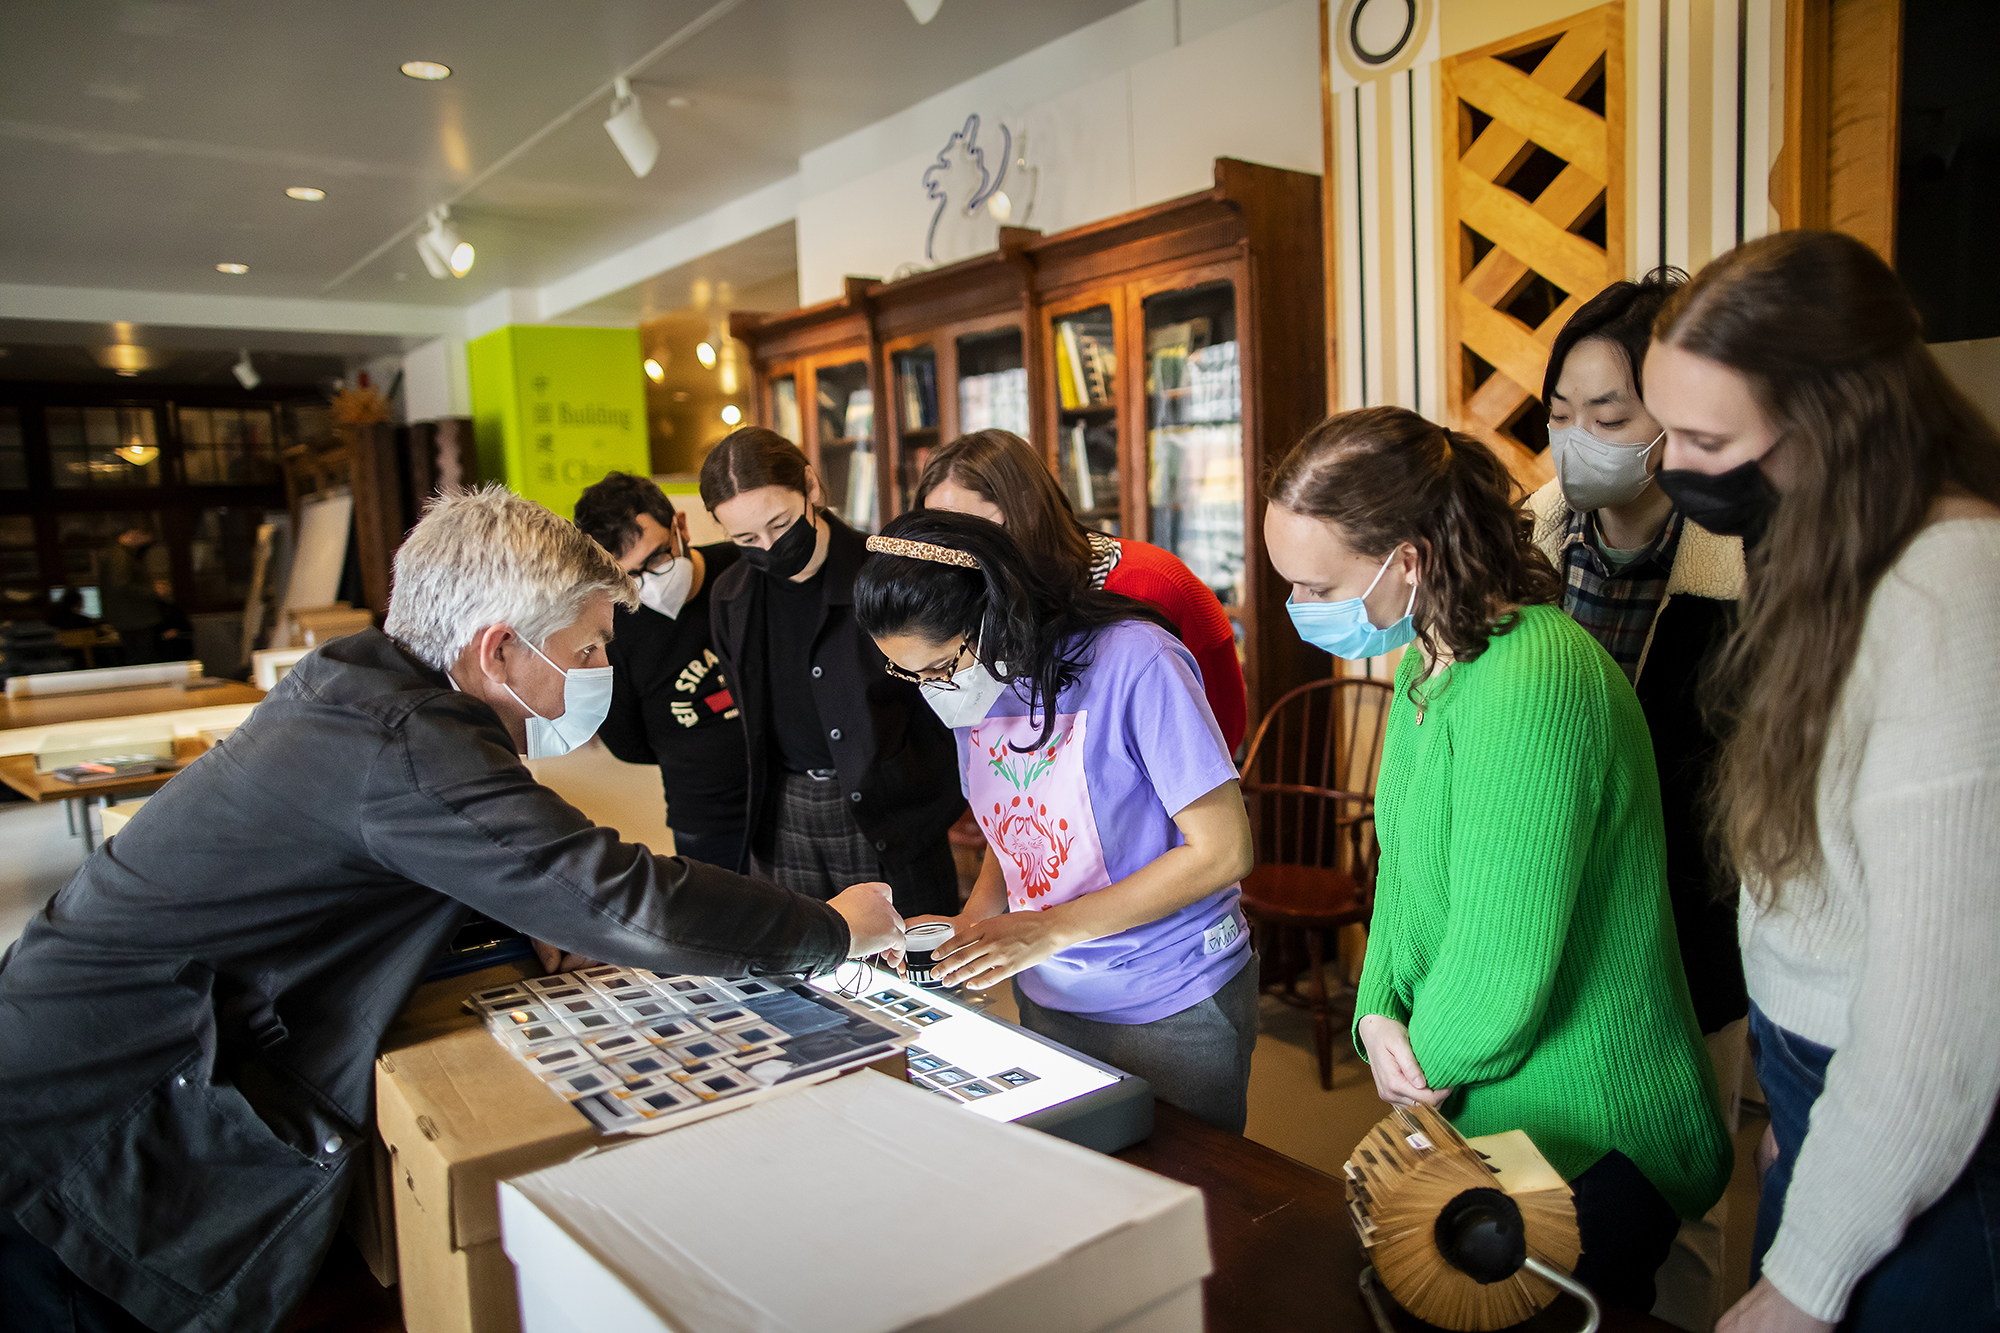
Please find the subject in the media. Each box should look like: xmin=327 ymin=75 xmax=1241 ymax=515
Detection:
xmin=1286 ymin=549 xmax=1418 ymax=660
xmin=502 ymin=636 xmax=614 ymax=759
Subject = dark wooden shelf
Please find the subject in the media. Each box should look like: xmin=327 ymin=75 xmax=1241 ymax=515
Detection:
xmin=731 ymin=158 xmax=1325 ymax=724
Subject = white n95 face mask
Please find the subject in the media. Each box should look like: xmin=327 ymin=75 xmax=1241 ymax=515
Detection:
xmin=503 ymin=636 xmax=614 ymax=759
xmin=1549 ymin=425 xmax=1663 ymax=512
xmin=922 ymin=656 xmax=1011 ymax=730
xmin=637 ymin=557 xmax=694 ymax=620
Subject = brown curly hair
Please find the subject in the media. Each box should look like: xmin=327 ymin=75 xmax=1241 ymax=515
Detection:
xmin=1265 ymin=406 xmax=1561 ymax=700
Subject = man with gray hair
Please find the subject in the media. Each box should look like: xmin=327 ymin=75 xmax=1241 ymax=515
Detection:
xmin=0 ymin=485 xmax=905 ymax=1333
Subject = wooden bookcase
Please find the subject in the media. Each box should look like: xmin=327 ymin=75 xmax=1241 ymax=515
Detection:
xmin=731 ymin=158 xmax=1325 ymax=733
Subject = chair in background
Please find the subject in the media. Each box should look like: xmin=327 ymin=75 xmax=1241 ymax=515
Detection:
xmin=1237 ymin=676 xmax=1393 ymax=1090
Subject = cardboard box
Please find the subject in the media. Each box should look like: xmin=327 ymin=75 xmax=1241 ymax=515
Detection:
xmin=376 ymin=961 xmax=591 ymax=1333
xmin=375 ymin=963 xmax=909 ymax=1333
xmin=498 ymin=1071 xmax=1210 ymax=1333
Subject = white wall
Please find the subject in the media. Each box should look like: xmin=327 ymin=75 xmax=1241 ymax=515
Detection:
xmin=794 ymin=0 xmax=1322 ymax=303
xmin=402 ymin=335 xmax=472 ymax=423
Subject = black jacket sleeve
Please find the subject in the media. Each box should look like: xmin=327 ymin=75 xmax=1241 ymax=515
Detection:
xmin=362 ymin=694 xmax=847 ymax=976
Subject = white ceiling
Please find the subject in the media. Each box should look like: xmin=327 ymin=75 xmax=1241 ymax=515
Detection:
xmin=0 ymin=0 xmax=1134 ymax=315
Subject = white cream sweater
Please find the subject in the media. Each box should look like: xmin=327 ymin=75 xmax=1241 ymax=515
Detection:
xmin=1742 ymin=517 xmax=2000 ymax=1321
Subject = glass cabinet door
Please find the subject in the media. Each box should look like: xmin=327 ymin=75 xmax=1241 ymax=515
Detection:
xmin=1143 ymin=281 xmax=1243 ymax=606
xmin=813 ymin=360 xmax=876 ymax=533
xmin=891 ymin=346 xmax=938 ymax=513
xmin=46 ymin=406 xmax=162 ymax=489
xmin=1052 ymin=305 xmax=1119 ymax=534
xmin=955 ymin=328 xmax=1028 ymax=437
xmin=770 ymin=375 xmax=801 ymax=443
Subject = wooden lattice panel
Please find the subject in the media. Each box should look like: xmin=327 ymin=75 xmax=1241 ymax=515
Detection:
xmin=1441 ymin=4 xmax=1625 ymax=487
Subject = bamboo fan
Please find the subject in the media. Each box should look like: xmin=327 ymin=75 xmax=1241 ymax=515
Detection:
xmin=1345 ymin=1104 xmax=1597 ymax=1332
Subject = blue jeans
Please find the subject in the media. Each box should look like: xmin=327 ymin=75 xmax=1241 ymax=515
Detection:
xmin=1750 ymin=1003 xmax=2000 ymax=1329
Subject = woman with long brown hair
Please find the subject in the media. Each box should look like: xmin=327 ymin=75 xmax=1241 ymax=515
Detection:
xmin=915 ymin=429 xmax=1247 ymax=751
xmin=1643 ymin=231 xmax=2000 ymax=1333
xmin=1262 ymin=405 xmax=1731 ymax=1313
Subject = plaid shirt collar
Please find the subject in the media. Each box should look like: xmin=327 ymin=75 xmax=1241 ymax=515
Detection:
xmin=1556 ymin=508 xmax=1683 ymax=681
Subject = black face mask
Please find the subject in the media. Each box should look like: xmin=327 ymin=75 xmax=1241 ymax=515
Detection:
xmin=1656 ymin=459 xmax=1779 ymax=547
xmin=741 ymin=509 xmax=819 ymax=580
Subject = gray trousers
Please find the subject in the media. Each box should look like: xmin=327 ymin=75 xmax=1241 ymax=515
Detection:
xmin=1013 ymin=954 xmax=1260 ymax=1134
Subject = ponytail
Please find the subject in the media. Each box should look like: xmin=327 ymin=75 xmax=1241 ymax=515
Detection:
xmin=1266 ymin=406 xmax=1560 ymax=700
xmin=853 ymin=510 xmax=1174 ymax=751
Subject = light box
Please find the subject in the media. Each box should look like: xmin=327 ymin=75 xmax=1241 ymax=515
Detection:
xmin=811 ymin=964 xmax=1154 ymax=1154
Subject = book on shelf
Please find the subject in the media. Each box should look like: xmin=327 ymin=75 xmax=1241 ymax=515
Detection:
xmin=773 ymin=382 xmax=802 ymax=443
xmin=1067 ymin=422 xmax=1095 ymax=513
xmin=898 ymin=359 xmax=937 ymax=431
xmin=845 ymin=450 xmax=878 ymax=531
xmin=1056 ymin=312 xmax=1115 ymax=410
xmin=959 ymin=368 xmax=1028 ymax=436
xmin=842 ymin=388 xmax=873 ymax=443
xmin=1055 ymin=322 xmax=1084 ymax=411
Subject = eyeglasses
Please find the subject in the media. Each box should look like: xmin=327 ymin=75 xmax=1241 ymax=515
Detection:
xmin=883 ymin=636 xmax=971 ymax=688
xmin=635 ymin=539 xmax=682 ymax=577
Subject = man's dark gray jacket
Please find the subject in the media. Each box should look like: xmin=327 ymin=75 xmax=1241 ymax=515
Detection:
xmin=0 ymin=629 xmax=848 ymax=1332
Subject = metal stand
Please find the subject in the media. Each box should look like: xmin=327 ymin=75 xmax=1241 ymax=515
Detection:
xmin=1358 ymin=1260 xmax=1601 ymax=1333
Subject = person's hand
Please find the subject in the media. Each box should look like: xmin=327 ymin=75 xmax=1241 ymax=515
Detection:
xmin=1717 ymin=1278 xmax=1833 ymax=1333
xmin=531 ymin=939 xmax=598 ymax=975
xmin=1758 ymin=1123 xmax=1780 ymax=1176
xmin=928 ymin=911 xmax=1075 ymax=990
xmin=1357 ymin=1014 xmax=1451 ymax=1108
xmin=831 ymin=881 xmax=906 ymax=959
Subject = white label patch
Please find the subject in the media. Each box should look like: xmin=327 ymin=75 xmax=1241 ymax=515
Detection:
xmin=1406 ymin=1132 xmax=1434 ymax=1151
xmin=1202 ymin=914 xmax=1244 ymax=956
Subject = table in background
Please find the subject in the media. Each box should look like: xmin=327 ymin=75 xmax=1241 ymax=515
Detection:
xmin=0 ymin=736 xmax=210 ymax=852
xmin=0 ymin=679 xmax=263 ymax=732
xmin=1118 ymin=1101 xmax=1679 ymax=1333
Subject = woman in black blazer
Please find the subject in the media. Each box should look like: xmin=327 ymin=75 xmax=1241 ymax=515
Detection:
xmin=701 ymin=427 xmax=963 ymax=917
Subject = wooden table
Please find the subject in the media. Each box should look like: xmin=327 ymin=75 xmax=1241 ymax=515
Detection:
xmin=1117 ymin=1102 xmax=1678 ymax=1333
xmin=0 ymin=736 xmax=209 ymax=852
xmin=0 ymin=679 xmax=263 ymax=732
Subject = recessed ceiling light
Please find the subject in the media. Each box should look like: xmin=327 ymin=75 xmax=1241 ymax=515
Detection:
xmin=643 ymin=358 xmax=665 ymax=383
xmin=720 ymin=405 xmax=742 ymax=425
xmin=400 ymin=60 xmax=451 ymax=81
xmin=285 ymin=186 xmax=326 ymax=202
xmin=695 ymin=341 xmax=717 ymax=369
xmin=216 ymin=262 xmax=249 ymax=274
xmin=666 ymin=96 xmax=691 ymax=109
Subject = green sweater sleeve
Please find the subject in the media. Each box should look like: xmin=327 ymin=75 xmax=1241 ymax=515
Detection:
xmin=1353 ymin=918 xmax=1407 ymax=1055
xmin=1406 ymin=643 xmax=1607 ymax=1090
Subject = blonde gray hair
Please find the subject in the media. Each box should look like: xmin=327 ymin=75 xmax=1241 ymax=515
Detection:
xmin=385 ymin=484 xmax=636 ymax=671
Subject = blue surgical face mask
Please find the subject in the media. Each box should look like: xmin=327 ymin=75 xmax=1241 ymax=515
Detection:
xmin=502 ymin=636 xmax=614 ymax=759
xmin=1286 ymin=549 xmax=1418 ymax=660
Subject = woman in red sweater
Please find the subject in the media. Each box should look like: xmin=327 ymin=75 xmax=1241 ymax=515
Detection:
xmin=915 ymin=429 xmax=1247 ymax=752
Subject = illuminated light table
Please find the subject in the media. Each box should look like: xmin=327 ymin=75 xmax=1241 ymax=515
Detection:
xmin=811 ymin=965 xmax=1156 ymax=1152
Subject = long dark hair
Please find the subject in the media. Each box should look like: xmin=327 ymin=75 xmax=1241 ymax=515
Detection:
xmin=914 ymin=429 xmax=1094 ymax=575
xmin=853 ymin=510 xmax=1172 ymax=751
xmin=1542 ymin=266 xmax=1689 ymax=406
xmin=1265 ymin=406 xmax=1561 ymax=701
xmin=1656 ymin=230 xmax=2000 ymax=900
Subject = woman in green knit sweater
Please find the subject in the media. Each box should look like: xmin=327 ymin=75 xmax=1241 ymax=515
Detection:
xmin=1263 ymin=406 xmax=1732 ymax=1313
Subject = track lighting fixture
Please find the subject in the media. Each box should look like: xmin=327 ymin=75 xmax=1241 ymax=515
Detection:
xmin=233 ymin=350 xmax=261 ymax=391
xmin=416 ymin=207 xmax=474 ymax=279
xmin=604 ymin=77 xmax=659 ymax=178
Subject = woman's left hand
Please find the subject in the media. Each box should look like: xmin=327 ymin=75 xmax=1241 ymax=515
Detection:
xmin=1717 ymin=1279 xmax=1833 ymax=1333
xmin=928 ymin=912 xmax=1074 ymax=990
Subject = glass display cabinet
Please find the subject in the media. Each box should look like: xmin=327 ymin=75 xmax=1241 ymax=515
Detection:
xmin=735 ymin=161 xmax=1324 ymax=726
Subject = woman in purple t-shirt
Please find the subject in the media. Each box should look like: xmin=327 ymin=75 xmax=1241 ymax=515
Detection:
xmin=854 ymin=510 xmax=1260 ymax=1132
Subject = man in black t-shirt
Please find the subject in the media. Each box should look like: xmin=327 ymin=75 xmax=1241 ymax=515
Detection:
xmin=575 ymin=473 xmax=751 ymax=872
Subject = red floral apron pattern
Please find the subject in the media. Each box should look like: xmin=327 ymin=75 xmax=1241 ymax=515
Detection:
xmin=967 ymin=711 xmax=1108 ymax=911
